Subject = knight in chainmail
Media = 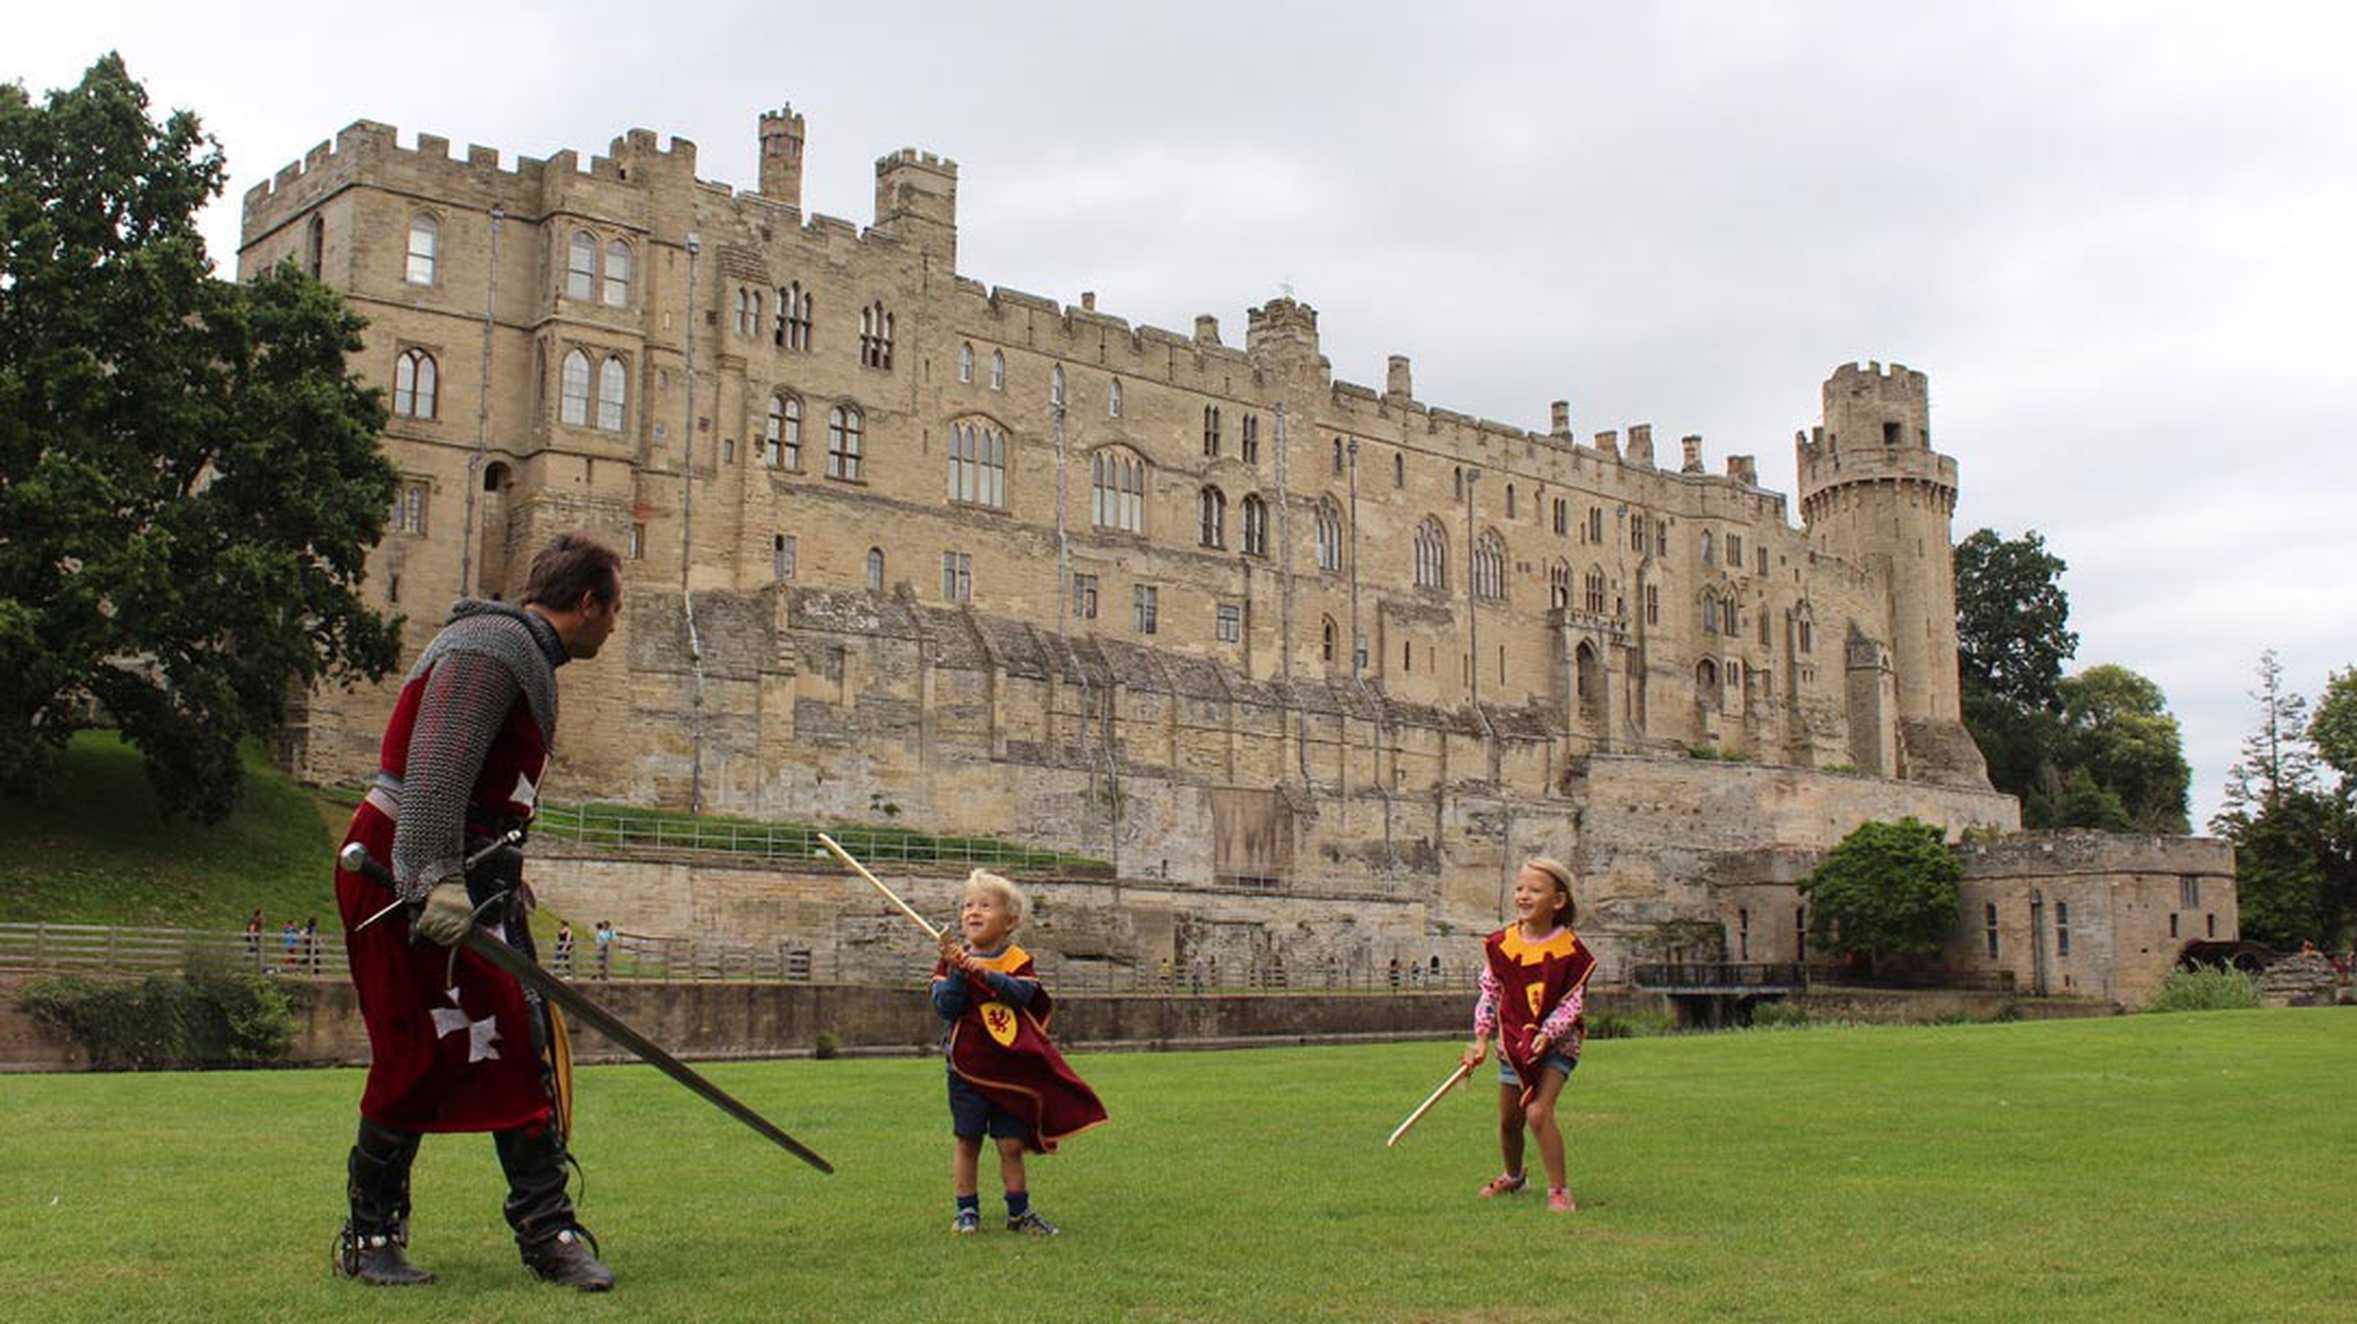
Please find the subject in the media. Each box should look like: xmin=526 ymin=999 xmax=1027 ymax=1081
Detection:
xmin=329 ymin=534 xmax=623 ymax=1293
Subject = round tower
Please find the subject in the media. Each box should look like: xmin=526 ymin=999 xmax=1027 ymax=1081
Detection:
xmin=1794 ymin=361 xmax=1962 ymax=725
xmin=757 ymin=106 xmax=806 ymax=209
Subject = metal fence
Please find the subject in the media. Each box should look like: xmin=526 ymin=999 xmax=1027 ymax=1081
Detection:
xmin=1632 ymin=962 xmax=1808 ymax=992
xmin=528 ymin=804 xmax=1108 ymax=876
xmin=0 ymin=923 xmax=345 ymax=978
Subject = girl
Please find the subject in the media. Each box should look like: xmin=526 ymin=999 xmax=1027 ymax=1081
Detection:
xmin=1461 ymin=856 xmax=1595 ymax=1212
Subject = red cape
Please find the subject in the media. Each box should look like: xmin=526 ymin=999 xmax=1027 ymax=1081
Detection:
xmin=1484 ymin=925 xmax=1597 ymax=1106
xmin=940 ymin=946 xmax=1107 ymax=1153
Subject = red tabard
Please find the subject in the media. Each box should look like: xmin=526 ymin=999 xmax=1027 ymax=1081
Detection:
xmin=940 ymin=946 xmax=1108 ymax=1153
xmin=1483 ymin=925 xmax=1598 ymax=1105
xmin=335 ymin=661 xmax=554 ymax=1133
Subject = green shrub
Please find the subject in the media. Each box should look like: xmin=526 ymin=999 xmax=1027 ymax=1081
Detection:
xmin=2146 ymin=963 xmax=2262 ymax=1013
xmin=813 ymin=1030 xmax=842 ymax=1060
xmin=1750 ymin=1001 xmax=1811 ymax=1029
xmin=17 ymin=961 xmax=294 ymax=1068
xmin=1587 ymin=1009 xmax=1678 ymax=1039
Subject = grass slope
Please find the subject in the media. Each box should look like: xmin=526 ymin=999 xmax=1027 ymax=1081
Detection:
xmin=0 ymin=732 xmax=342 ymax=930
xmin=1 ymin=1011 xmax=2350 ymax=1322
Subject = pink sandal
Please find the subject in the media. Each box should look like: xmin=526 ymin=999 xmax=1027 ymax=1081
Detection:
xmin=1478 ymin=1172 xmax=1527 ymax=1198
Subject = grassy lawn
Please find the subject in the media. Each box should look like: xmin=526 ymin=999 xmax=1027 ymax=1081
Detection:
xmin=0 ymin=732 xmax=343 ymax=930
xmin=0 ymin=1010 xmax=2349 ymax=1322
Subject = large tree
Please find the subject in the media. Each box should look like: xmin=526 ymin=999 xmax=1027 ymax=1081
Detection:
xmin=1955 ymin=528 xmax=2078 ymax=714
xmin=2209 ymin=654 xmax=2356 ymax=948
xmin=0 ymin=54 xmax=400 ymax=821
xmin=2055 ymin=664 xmax=2191 ymax=833
xmin=1799 ymin=818 xmax=1962 ymax=969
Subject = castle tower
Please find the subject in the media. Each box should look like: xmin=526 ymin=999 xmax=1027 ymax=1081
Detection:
xmin=1796 ymin=363 xmax=1980 ymax=781
xmin=758 ymin=106 xmax=806 ymax=208
xmin=872 ymin=148 xmax=958 ymax=269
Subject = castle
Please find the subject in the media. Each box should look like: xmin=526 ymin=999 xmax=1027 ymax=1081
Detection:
xmin=237 ymin=107 xmax=2233 ymax=1005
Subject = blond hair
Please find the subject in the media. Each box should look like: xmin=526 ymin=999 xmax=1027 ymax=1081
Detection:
xmin=962 ymin=869 xmax=1026 ymax=925
xmin=1523 ymin=857 xmax=1576 ymax=925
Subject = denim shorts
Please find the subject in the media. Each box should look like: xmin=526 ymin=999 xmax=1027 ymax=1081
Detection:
xmin=1499 ymin=1050 xmax=1578 ymax=1089
xmin=947 ymin=1070 xmax=1029 ymax=1140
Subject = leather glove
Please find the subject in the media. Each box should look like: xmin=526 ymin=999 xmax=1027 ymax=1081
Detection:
xmin=413 ymin=876 xmax=474 ymax=947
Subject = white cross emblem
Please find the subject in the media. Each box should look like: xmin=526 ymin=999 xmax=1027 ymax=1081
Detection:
xmin=430 ymin=986 xmax=501 ymax=1063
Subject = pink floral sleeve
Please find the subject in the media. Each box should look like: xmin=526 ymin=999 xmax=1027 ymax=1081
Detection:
xmin=1538 ymin=983 xmax=1585 ymax=1056
xmin=1473 ymin=964 xmax=1500 ymax=1038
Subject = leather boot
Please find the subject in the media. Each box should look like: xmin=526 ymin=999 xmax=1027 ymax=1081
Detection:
xmin=495 ymin=1125 xmax=613 ymax=1291
xmin=336 ymin=1119 xmax=434 ymax=1286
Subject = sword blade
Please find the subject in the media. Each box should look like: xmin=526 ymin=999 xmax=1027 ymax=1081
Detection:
xmin=459 ymin=928 xmax=835 ymax=1175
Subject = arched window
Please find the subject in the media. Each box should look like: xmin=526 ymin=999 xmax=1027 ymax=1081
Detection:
xmin=1322 ymin=617 xmax=1338 ymax=664
xmin=1796 ymin=603 xmax=1815 ymax=655
xmin=948 ymin=422 xmax=1006 ymax=508
xmin=1414 ymin=518 xmax=1448 ymax=591
xmin=406 ymin=214 xmax=439 ymax=285
xmin=1240 ymin=494 xmax=1268 ymax=557
xmin=567 ymin=231 xmax=596 ymax=300
xmin=1701 ymin=529 xmax=1715 ymax=564
xmin=1198 ymin=486 xmax=1226 ymax=548
xmin=1108 ymin=378 xmax=1123 ymax=418
xmin=779 ymin=281 xmax=812 ymax=350
xmin=958 ymin=343 xmax=974 ymax=383
xmin=1332 ymin=436 xmax=1344 ymax=474
xmin=603 ymin=240 xmax=631 ymax=306
xmin=1090 ymin=449 xmax=1144 ymax=532
xmin=1697 ymin=658 xmax=1721 ymax=707
xmin=1576 ymin=641 xmax=1601 ymax=715
xmin=1050 ymin=364 xmax=1066 ymax=408
xmin=828 ymin=406 xmax=863 ymax=479
xmin=764 ymin=395 xmax=801 ymax=468
xmin=559 ymin=349 xmax=591 ymax=426
xmin=393 ymin=349 xmax=437 ymax=419
xmin=859 ymin=300 xmax=893 ymax=369
xmin=1584 ymin=566 xmax=1606 ymax=614
xmin=749 ymin=289 xmax=764 ymax=337
xmin=866 ymin=547 xmax=885 ymax=593
xmin=1548 ymin=561 xmax=1570 ymax=610
xmin=1203 ymin=405 xmax=1221 ymax=457
xmin=1393 ymin=452 xmax=1404 ymax=487
xmin=990 ymin=349 xmax=1006 ymax=391
xmin=305 ymin=214 xmax=325 ymax=278
xmin=1474 ymin=532 xmax=1506 ymax=601
xmin=1701 ymin=592 xmax=1719 ymax=635
xmin=597 ymin=356 xmax=627 ymax=431
xmin=1314 ymin=501 xmax=1343 ymax=572
xmin=1506 ymin=484 xmax=1517 ymax=519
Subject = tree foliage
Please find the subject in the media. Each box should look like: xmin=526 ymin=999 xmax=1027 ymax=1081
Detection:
xmin=2209 ymin=654 xmax=2356 ymax=948
xmin=2056 ymin=664 xmax=2190 ymax=833
xmin=1955 ymin=528 xmax=2077 ymax=714
xmin=1799 ymin=818 xmax=1962 ymax=965
xmin=0 ymin=54 xmax=400 ymax=821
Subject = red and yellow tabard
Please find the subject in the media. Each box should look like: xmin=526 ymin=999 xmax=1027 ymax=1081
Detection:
xmin=1482 ymin=924 xmax=1597 ymax=1104
xmin=935 ymin=945 xmax=1109 ymax=1153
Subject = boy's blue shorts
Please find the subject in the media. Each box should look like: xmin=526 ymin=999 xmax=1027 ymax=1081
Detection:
xmin=1499 ymin=1050 xmax=1578 ymax=1089
xmin=947 ymin=1070 xmax=1029 ymax=1140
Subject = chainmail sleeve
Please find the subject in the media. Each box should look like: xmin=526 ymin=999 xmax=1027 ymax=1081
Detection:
xmin=388 ymin=648 xmax=523 ymax=900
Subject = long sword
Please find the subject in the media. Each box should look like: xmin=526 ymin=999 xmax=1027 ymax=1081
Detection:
xmin=339 ymin=842 xmax=834 ymax=1175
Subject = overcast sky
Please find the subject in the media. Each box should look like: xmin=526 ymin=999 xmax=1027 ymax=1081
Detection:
xmin=17 ymin=1 xmax=2355 ymax=826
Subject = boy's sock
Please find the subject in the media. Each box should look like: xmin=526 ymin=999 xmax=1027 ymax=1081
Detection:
xmin=1004 ymin=1190 xmax=1031 ymax=1219
xmin=956 ymin=1194 xmax=980 ymax=1216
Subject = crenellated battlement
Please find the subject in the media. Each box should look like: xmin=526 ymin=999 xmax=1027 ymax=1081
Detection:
xmin=1826 ymin=359 xmax=1928 ymax=401
xmin=874 ymin=146 xmax=959 ymax=179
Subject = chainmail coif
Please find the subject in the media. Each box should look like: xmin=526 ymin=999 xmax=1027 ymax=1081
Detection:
xmin=385 ymin=600 xmax=567 ymax=899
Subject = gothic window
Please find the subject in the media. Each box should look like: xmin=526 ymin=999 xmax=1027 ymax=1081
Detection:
xmin=1701 ymin=529 xmax=1715 ymax=564
xmin=859 ymin=301 xmax=893 ymax=369
xmin=1241 ymin=415 xmax=1259 ymax=464
xmin=1584 ymin=567 xmax=1606 ymax=614
xmin=1631 ymin=514 xmax=1647 ymax=552
xmin=1322 ymin=617 xmax=1338 ymax=664
xmin=827 ymin=406 xmax=864 ymax=479
xmin=392 ymin=349 xmax=437 ymax=419
xmin=1090 ymin=449 xmax=1145 ymax=532
xmin=1203 ymin=405 xmax=1221 ymax=457
xmin=560 ymin=349 xmax=591 ymax=426
xmin=1240 ymin=494 xmax=1268 ymax=557
xmin=1050 ymin=364 xmax=1065 ymax=408
xmin=1548 ymin=561 xmax=1570 ymax=610
xmin=1505 ymin=485 xmax=1516 ymax=519
xmin=1553 ymin=498 xmax=1567 ymax=535
xmin=305 ymin=214 xmax=324 ymax=278
xmin=597 ymin=356 xmax=627 ymax=432
xmin=1414 ymin=517 xmax=1448 ymax=590
xmin=866 ymin=548 xmax=885 ymax=592
xmin=1199 ymin=486 xmax=1226 ymax=548
xmin=735 ymin=288 xmax=751 ymax=336
xmin=780 ymin=281 xmax=813 ymax=351
xmin=1697 ymin=658 xmax=1720 ymax=707
xmin=958 ymin=342 xmax=974 ymax=383
xmin=1796 ymin=604 xmax=1815 ymax=655
xmin=567 ymin=231 xmax=597 ymax=300
xmin=1586 ymin=506 xmax=1603 ymax=543
xmin=946 ymin=422 xmax=1006 ymax=507
xmin=603 ymin=240 xmax=631 ymax=306
xmin=989 ymin=349 xmax=1005 ymax=391
xmin=764 ymin=395 xmax=803 ymax=468
xmin=1701 ymin=592 xmax=1720 ymax=635
xmin=1658 ymin=522 xmax=1670 ymax=556
xmin=392 ymin=480 xmax=428 ymax=535
xmin=1646 ymin=583 xmax=1660 ymax=626
xmin=405 ymin=214 xmax=438 ymax=286
xmin=1109 ymin=378 xmax=1123 ymax=418
xmin=1314 ymin=501 xmax=1343 ymax=572
xmin=1728 ymin=534 xmax=1745 ymax=569
xmin=1473 ymin=532 xmax=1506 ymax=601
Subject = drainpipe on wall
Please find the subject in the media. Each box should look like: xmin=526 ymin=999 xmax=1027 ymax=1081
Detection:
xmin=680 ymin=230 xmax=707 ymax=813
xmin=457 ymin=205 xmax=501 ymax=598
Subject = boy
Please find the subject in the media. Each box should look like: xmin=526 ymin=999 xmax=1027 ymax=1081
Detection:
xmin=930 ymin=870 xmax=1107 ymax=1235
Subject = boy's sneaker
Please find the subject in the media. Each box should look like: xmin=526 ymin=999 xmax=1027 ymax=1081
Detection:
xmin=1006 ymin=1210 xmax=1060 ymax=1236
xmin=951 ymin=1209 xmax=980 ymax=1235
xmin=1547 ymin=1186 xmax=1575 ymax=1213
